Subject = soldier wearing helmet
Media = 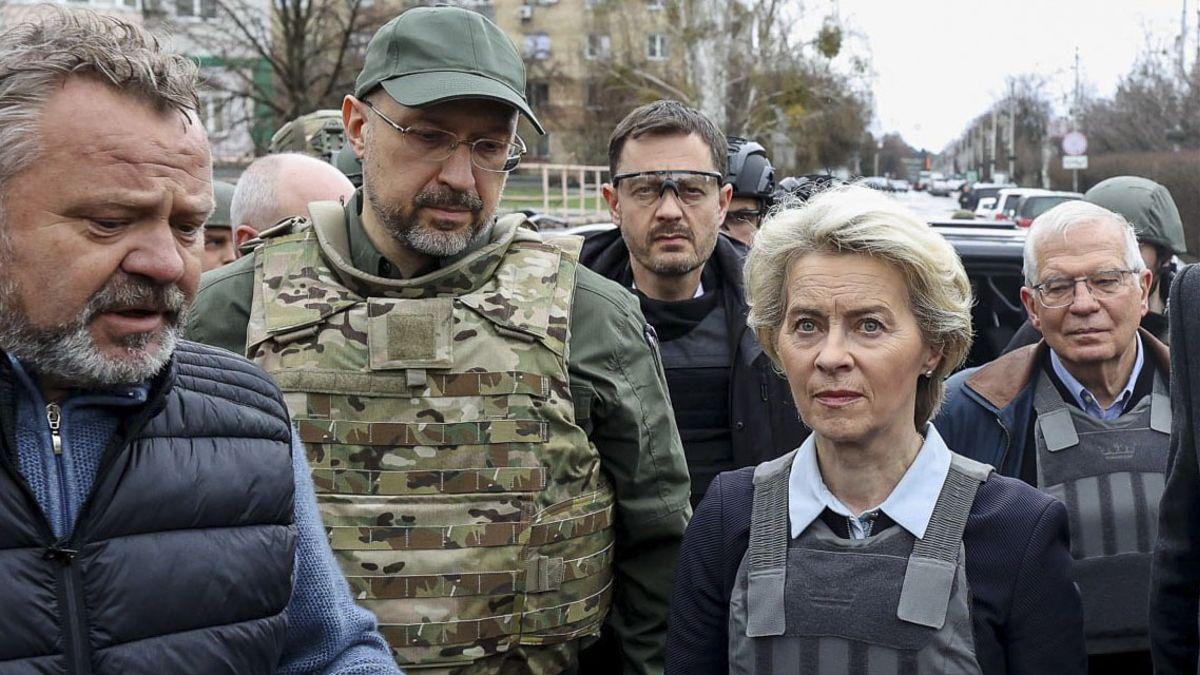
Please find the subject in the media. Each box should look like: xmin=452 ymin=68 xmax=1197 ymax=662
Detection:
xmin=201 ymin=180 xmax=237 ymax=271
xmin=1084 ymin=176 xmax=1187 ymax=340
xmin=267 ymin=109 xmax=346 ymax=162
xmin=721 ymin=136 xmax=775 ymax=246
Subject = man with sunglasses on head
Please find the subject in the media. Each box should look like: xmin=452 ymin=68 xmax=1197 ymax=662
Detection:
xmin=187 ymin=7 xmax=690 ymax=674
xmin=935 ymin=201 xmax=1170 ymax=675
xmin=720 ymin=136 xmax=776 ymax=246
xmin=580 ymin=101 xmax=807 ymax=509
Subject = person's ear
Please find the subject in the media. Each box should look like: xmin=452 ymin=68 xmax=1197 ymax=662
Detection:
xmin=234 ymin=225 xmax=258 ymax=250
xmin=602 ymin=183 xmax=621 ymax=227
xmin=343 ymin=96 xmax=368 ymax=159
xmin=1020 ymin=286 xmax=1042 ymax=331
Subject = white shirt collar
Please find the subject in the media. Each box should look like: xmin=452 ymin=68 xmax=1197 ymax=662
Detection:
xmin=1048 ymin=333 xmax=1143 ymax=419
xmin=787 ymin=425 xmax=954 ymax=540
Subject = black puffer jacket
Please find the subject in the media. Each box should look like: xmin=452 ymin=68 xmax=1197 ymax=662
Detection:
xmin=579 ymin=228 xmax=808 ymax=475
xmin=0 ymin=342 xmax=296 ymax=674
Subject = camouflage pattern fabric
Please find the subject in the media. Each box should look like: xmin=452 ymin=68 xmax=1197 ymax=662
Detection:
xmin=268 ymin=110 xmax=346 ymax=162
xmin=247 ymin=208 xmax=615 ymax=673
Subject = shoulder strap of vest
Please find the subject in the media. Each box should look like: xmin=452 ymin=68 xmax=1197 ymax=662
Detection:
xmin=1151 ymin=369 xmax=1171 ymax=434
xmin=1032 ymin=371 xmax=1080 ymax=452
xmin=744 ymin=449 xmax=796 ymax=638
xmin=896 ymin=453 xmax=990 ymax=630
xmin=253 ymin=205 xmax=359 ymax=336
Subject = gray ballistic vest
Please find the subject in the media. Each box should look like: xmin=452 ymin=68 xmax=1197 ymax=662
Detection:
xmin=657 ymin=301 xmax=733 ymax=501
xmin=1032 ymin=370 xmax=1170 ymax=654
xmin=728 ymin=450 xmax=991 ymax=675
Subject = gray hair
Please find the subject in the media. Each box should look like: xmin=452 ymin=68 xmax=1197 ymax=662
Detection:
xmin=1023 ymin=200 xmax=1146 ymax=285
xmin=0 ymin=7 xmax=200 ymax=190
xmin=231 ymin=154 xmax=286 ymax=230
xmin=745 ymin=185 xmax=974 ymax=429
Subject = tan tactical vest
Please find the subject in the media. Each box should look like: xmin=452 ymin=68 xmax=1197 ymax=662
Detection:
xmin=246 ymin=204 xmax=616 ymax=672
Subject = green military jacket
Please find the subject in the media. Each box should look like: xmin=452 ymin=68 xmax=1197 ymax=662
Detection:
xmin=186 ymin=191 xmax=691 ymax=675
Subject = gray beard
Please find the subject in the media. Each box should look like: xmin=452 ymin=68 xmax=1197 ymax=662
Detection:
xmin=362 ymin=161 xmax=491 ymax=258
xmin=0 ymin=272 xmax=187 ymax=388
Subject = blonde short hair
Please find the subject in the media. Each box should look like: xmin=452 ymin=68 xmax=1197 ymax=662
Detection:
xmin=744 ymin=185 xmax=973 ymax=429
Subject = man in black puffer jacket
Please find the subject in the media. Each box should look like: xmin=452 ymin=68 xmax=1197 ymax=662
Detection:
xmin=0 ymin=10 xmax=396 ymax=673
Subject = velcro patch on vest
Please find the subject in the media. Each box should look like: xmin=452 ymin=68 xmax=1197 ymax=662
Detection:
xmin=368 ymin=297 xmax=454 ymax=371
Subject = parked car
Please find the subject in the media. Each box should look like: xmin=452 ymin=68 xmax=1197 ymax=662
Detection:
xmin=988 ymin=188 xmax=1045 ymax=222
xmin=969 ymin=182 xmax=1017 ymax=216
xmin=563 ymin=217 xmax=1028 ymax=373
xmin=860 ymin=176 xmax=892 ymax=191
xmin=1011 ymin=190 xmax=1083 ymax=228
xmin=889 ymin=178 xmax=912 ymax=192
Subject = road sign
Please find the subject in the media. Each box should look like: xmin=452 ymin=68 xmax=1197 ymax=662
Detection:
xmin=1062 ymin=131 xmax=1088 ymax=156
xmin=1063 ymin=155 xmax=1088 ymax=170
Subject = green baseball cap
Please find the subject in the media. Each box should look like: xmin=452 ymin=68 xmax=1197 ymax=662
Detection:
xmin=354 ymin=5 xmax=544 ymax=135
xmin=205 ymin=181 xmax=235 ymax=228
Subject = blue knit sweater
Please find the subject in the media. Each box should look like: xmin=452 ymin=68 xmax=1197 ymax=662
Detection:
xmin=6 ymin=355 xmax=400 ymax=674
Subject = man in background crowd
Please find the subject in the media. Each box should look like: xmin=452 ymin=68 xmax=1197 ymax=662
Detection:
xmin=230 ymin=152 xmax=355 ymax=250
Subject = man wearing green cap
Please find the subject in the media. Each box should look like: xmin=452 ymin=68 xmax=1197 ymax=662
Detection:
xmin=200 ymin=180 xmax=237 ymax=272
xmin=186 ymin=5 xmax=690 ymax=674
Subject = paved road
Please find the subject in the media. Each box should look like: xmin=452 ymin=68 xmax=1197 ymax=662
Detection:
xmin=887 ymin=190 xmax=965 ymax=221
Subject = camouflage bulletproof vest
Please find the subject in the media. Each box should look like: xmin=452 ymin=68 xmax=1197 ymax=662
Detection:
xmin=246 ymin=205 xmax=615 ymax=672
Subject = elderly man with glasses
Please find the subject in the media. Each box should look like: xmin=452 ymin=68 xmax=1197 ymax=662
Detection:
xmin=580 ymin=101 xmax=807 ymax=511
xmin=936 ymin=200 xmax=1169 ymax=675
xmin=186 ymin=7 xmax=690 ymax=674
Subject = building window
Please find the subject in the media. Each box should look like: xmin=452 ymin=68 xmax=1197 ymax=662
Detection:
xmin=199 ymin=92 xmax=228 ymax=134
xmin=585 ymin=33 xmax=610 ymax=60
xmin=646 ymin=0 xmax=665 ymax=9
xmin=523 ymin=32 xmax=551 ymax=60
xmin=175 ymin=0 xmax=217 ymax=18
xmin=526 ymin=81 xmax=550 ymax=110
xmin=647 ymin=33 xmax=668 ymax=60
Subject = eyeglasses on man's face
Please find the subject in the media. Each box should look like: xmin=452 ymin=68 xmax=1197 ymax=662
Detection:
xmin=1031 ymin=269 xmax=1138 ymax=308
xmin=611 ymin=170 xmax=723 ymax=207
xmin=723 ymin=209 xmax=763 ymax=230
xmin=364 ymin=100 xmax=525 ymax=174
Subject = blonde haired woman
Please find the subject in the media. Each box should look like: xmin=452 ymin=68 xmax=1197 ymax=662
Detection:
xmin=664 ymin=186 xmax=1085 ymax=674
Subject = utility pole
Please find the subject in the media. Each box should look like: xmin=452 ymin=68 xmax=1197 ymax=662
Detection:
xmin=1181 ymin=0 xmax=1190 ymax=77
xmin=1072 ymin=47 xmax=1081 ymax=192
xmin=1008 ymin=79 xmax=1016 ymax=181
xmin=989 ymin=110 xmax=997 ymax=181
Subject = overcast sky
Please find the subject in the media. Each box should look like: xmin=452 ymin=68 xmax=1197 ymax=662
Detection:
xmin=826 ymin=0 xmax=1194 ymax=151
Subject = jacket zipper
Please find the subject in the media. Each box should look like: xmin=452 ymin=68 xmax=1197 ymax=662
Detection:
xmin=46 ymin=403 xmax=62 ymax=455
xmin=995 ymin=417 xmax=1013 ymax=475
xmin=44 ymin=402 xmax=89 ymax=674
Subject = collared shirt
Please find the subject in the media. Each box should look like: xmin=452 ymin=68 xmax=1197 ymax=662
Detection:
xmin=788 ymin=425 xmax=954 ymax=540
xmin=1049 ymin=334 xmax=1143 ymax=421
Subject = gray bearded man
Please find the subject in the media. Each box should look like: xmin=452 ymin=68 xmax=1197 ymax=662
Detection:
xmin=0 ymin=9 xmax=397 ymax=673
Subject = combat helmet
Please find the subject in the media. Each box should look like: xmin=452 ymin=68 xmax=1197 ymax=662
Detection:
xmin=725 ymin=136 xmax=775 ymax=207
xmin=206 ymin=180 xmax=236 ymax=228
xmin=268 ymin=110 xmax=346 ymax=162
xmin=1085 ymin=176 xmax=1187 ymax=255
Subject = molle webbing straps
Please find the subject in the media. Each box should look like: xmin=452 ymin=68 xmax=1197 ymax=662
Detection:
xmin=745 ymin=452 xmax=795 ymax=637
xmin=897 ymin=455 xmax=990 ymax=629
